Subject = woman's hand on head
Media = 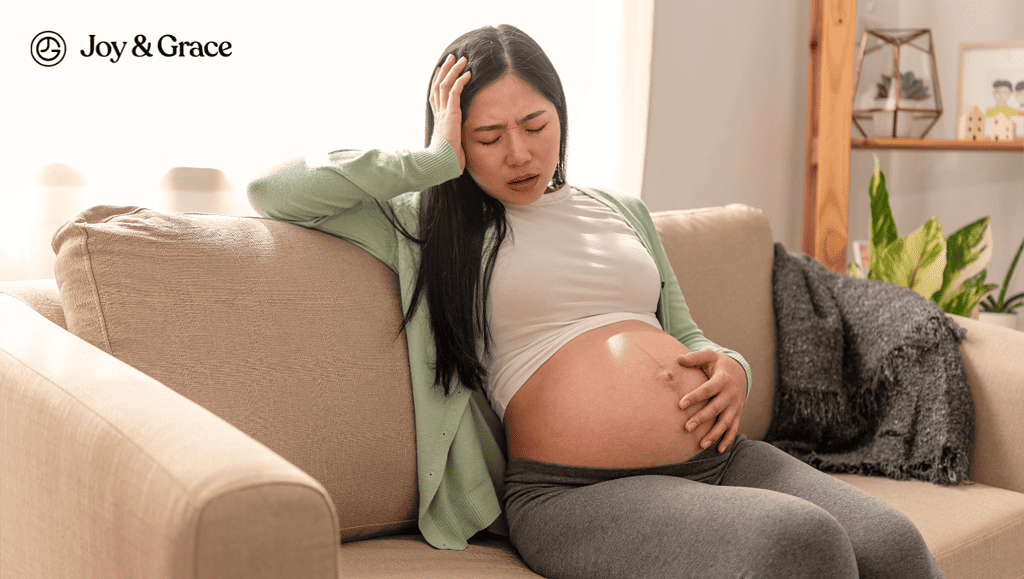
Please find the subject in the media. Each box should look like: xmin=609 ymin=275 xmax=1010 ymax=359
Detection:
xmin=429 ymin=54 xmax=471 ymax=171
xmin=676 ymin=349 xmax=747 ymax=453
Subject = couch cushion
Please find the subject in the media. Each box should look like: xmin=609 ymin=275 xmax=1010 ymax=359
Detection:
xmin=337 ymin=534 xmax=542 ymax=578
xmin=652 ymin=204 xmax=776 ymax=440
xmin=339 ymin=475 xmax=1024 ymax=579
xmin=51 ymin=205 xmax=418 ymax=542
xmin=835 ymin=474 xmax=1024 ymax=579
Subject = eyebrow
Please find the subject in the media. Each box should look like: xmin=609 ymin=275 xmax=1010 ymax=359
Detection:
xmin=472 ymin=110 xmax=547 ymax=132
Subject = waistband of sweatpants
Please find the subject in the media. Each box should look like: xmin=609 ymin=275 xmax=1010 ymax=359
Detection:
xmin=504 ymin=434 xmax=746 ymax=488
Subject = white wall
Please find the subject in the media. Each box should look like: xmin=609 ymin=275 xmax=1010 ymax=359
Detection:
xmin=641 ymin=0 xmax=811 ymax=250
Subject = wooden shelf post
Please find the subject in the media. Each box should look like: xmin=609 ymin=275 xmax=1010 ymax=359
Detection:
xmin=802 ymin=0 xmax=857 ymax=272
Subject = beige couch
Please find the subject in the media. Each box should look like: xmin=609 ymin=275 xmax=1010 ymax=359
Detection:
xmin=1 ymin=203 xmax=1022 ymax=579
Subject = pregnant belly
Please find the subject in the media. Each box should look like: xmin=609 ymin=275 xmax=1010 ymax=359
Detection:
xmin=503 ymin=319 xmax=714 ymax=468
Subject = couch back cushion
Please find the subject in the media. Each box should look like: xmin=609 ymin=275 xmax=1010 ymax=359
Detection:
xmin=652 ymin=204 xmax=776 ymax=440
xmin=51 ymin=206 xmax=418 ymax=542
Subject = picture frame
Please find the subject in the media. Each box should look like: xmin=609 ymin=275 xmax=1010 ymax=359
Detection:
xmin=957 ymin=41 xmax=1024 ymax=139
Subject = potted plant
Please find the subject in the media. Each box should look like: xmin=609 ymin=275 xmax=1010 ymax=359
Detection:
xmin=849 ymin=156 xmax=998 ymax=317
xmin=873 ymin=71 xmax=932 ymax=137
xmin=978 ymin=235 xmax=1024 ymax=329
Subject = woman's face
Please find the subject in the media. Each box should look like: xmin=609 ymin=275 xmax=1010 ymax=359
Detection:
xmin=461 ymin=74 xmax=561 ymax=205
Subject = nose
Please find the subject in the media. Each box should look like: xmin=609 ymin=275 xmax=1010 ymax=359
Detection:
xmin=505 ymin=129 xmax=531 ymax=166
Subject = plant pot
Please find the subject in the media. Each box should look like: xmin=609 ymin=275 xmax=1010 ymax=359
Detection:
xmin=978 ymin=311 xmax=1020 ymax=330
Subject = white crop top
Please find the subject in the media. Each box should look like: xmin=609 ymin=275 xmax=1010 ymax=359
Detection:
xmin=486 ymin=185 xmax=663 ymax=420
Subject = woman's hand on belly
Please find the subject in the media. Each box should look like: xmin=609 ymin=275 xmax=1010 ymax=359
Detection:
xmin=677 ymin=349 xmax=748 ymax=453
xmin=504 ymin=321 xmax=721 ymax=468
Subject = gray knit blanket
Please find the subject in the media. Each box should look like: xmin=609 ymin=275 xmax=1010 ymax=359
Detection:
xmin=766 ymin=243 xmax=974 ymax=485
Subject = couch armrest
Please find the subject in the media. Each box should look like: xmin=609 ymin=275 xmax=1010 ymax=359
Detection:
xmin=0 ymin=278 xmax=65 ymax=329
xmin=0 ymin=294 xmax=339 ymax=579
xmin=949 ymin=314 xmax=1024 ymax=494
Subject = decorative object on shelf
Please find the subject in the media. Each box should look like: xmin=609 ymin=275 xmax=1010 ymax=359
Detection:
xmin=852 ymin=29 xmax=942 ymax=139
xmin=876 ymin=70 xmax=931 ymax=100
xmin=849 ymin=156 xmax=997 ymax=317
xmin=956 ymin=104 xmax=986 ymax=140
xmin=958 ymin=41 xmax=1024 ymax=141
xmin=979 ymin=234 xmax=1023 ymax=330
xmin=848 ymin=239 xmax=870 ymax=279
xmin=990 ymin=113 xmax=1018 ymax=141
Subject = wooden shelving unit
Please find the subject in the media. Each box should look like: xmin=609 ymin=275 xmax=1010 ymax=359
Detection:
xmin=801 ymin=0 xmax=856 ymax=273
xmin=851 ymin=138 xmax=1024 ymax=151
xmin=802 ymin=0 xmax=1023 ymax=272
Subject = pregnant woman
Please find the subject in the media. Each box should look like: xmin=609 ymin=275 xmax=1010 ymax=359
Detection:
xmin=248 ymin=23 xmax=942 ymax=579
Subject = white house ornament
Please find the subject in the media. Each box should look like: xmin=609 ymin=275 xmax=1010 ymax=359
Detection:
xmin=989 ymin=113 xmax=1017 ymax=141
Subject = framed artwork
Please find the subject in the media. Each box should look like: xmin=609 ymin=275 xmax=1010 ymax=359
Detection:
xmin=958 ymin=41 xmax=1024 ymax=139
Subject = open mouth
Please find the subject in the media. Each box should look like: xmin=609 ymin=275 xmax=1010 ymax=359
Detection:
xmin=508 ymin=174 xmax=539 ymax=189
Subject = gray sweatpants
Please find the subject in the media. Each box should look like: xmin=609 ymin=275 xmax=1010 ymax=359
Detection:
xmin=503 ymin=435 xmax=944 ymax=579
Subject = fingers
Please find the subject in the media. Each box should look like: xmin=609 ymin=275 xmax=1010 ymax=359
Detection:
xmin=678 ymin=375 xmax=721 ymax=410
xmin=430 ymin=55 xmax=453 ymax=114
xmin=683 ymin=387 xmax=729 ymax=432
xmin=448 ymin=67 xmax=471 ymax=114
xmin=429 ymin=54 xmax=470 ymax=170
xmin=680 ymin=371 xmax=743 ymax=433
xmin=432 ymin=55 xmax=468 ymax=115
xmin=430 ymin=56 xmax=451 ymax=115
xmin=677 ymin=350 xmax=714 ymax=381
xmin=676 ymin=349 xmax=717 ymax=367
xmin=684 ymin=396 xmax=739 ymax=453
xmin=718 ymin=420 xmax=740 ymax=453
xmin=676 ymin=348 xmax=746 ymax=453
xmin=697 ymin=413 xmax=739 ymax=453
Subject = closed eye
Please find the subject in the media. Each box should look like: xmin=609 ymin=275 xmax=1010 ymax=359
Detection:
xmin=479 ymin=123 xmax=548 ymax=146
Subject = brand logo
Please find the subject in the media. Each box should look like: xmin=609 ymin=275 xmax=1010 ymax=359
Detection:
xmin=31 ymin=31 xmax=66 ymax=67
xmin=31 ymin=32 xmax=233 ymax=66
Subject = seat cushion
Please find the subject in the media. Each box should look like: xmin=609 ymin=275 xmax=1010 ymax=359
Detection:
xmin=835 ymin=474 xmax=1024 ymax=579
xmin=51 ymin=205 xmax=419 ymax=542
xmin=337 ymin=478 xmax=1024 ymax=579
xmin=337 ymin=534 xmax=541 ymax=578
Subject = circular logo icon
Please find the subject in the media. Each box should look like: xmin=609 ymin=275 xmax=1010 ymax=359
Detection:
xmin=31 ymin=31 xmax=66 ymax=67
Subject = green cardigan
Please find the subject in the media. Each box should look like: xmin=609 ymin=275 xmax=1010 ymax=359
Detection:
xmin=247 ymin=139 xmax=752 ymax=550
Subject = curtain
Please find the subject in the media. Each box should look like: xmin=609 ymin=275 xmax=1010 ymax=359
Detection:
xmin=0 ymin=0 xmax=652 ymax=281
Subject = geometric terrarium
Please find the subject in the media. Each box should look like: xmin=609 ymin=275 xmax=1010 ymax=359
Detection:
xmin=852 ymin=29 xmax=942 ymax=139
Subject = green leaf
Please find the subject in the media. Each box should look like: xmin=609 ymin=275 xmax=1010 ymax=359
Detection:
xmin=983 ymin=290 xmax=1024 ymax=313
xmin=933 ymin=217 xmax=991 ymax=304
xmin=936 ymin=269 xmax=999 ymax=316
xmin=995 ymin=237 xmax=1024 ymax=307
xmin=874 ymin=217 xmax=946 ymax=300
xmin=867 ymin=156 xmax=899 ymax=281
xmin=1006 ymin=291 xmax=1024 ymax=308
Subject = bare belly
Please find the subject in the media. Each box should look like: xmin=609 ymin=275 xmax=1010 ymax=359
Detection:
xmin=503 ymin=319 xmax=713 ymax=468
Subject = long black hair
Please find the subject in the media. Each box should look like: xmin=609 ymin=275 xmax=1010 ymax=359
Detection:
xmin=394 ymin=24 xmax=569 ymax=396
